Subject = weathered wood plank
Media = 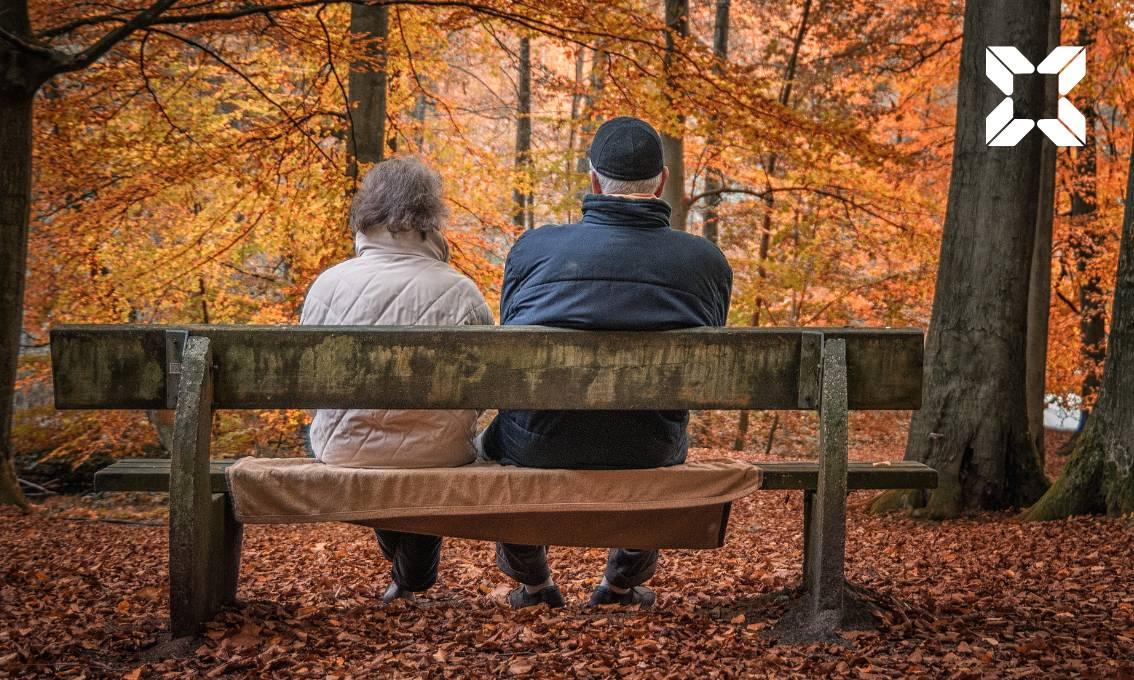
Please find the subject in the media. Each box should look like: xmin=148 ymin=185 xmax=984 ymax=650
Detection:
xmin=807 ymin=338 xmax=849 ymax=634
xmin=94 ymin=459 xmax=936 ymax=494
xmin=755 ymin=461 xmax=937 ymax=490
xmin=51 ymin=326 xmax=167 ymax=409
xmin=168 ymin=337 xmax=216 ymax=638
xmin=95 ymin=460 xmax=232 ymax=493
xmin=51 ymin=325 xmax=923 ymax=411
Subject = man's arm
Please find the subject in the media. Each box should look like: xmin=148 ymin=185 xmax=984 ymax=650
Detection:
xmin=498 ymin=230 xmax=536 ymax=325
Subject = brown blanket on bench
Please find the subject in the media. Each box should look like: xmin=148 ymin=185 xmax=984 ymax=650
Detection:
xmin=226 ymin=458 xmax=761 ymax=549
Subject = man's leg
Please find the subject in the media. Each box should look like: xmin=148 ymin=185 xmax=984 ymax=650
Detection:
xmin=604 ymin=548 xmax=659 ymax=590
xmin=589 ymin=549 xmax=659 ymax=607
xmin=495 ymin=543 xmax=551 ymax=587
xmin=496 ymin=543 xmax=564 ymax=608
xmin=374 ymin=529 xmax=441 ymax=592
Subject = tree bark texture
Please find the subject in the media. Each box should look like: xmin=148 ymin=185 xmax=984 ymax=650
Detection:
xmin=660 ymin=0 xmax=688 ymax=230
xmin=0 ymin=0 xmax=41 ymax=508
xmin=702 ymin=0 xmax=730 ymax=245
xmin=513 ymin=37 xmax=532 ymax=229
xmin=876 ymin=0 xmax=1050 ymax=518
xmin=1022 ymin=136 xmax=1134 ymax=520
xmin=346 ymin=3 xmax=389 ymax=178
xmin=1025 ymin=0 xmax=1061 ymax=463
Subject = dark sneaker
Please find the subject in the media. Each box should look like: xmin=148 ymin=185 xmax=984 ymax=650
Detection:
xmin=381 ymin=583 xmax=418 ymax=604
xmin=588 ymin=585 xmax=656 ymax=608
xmin=507 ymin=585 xmax=566 ymax=609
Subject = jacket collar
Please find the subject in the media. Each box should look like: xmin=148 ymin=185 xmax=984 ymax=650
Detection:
xmin=580 ymin=193 xmax=671 ymax=229
xmin=354 ymin=227 xmax=450 ymax=263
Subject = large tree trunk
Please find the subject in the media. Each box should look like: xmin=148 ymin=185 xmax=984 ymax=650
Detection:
xmin=0 ymin=0 xmax=36 ymax=509
xmin=1025 ymin=0 xmax=1061 ymax=464
xmin=871 ymin=0 xmax=1049 ymax=518
xmin=513 ymin=37 xmax=532 ymax=229
xmin=701 ymin=0 xmax=730 ymax=245
xmin=346 ymin=3 xmax=389 ymax=179
xmin=660 ymin=0 xmax=688 ymax=230
xmin=1022 ymin=136 xmax=1134 ymax=520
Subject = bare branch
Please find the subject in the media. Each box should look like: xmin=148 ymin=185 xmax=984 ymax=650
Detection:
xmin=52 ymin=0 xmax=181 ymax=75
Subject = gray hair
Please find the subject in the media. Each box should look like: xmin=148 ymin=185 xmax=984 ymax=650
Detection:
xmin=589 ymin=160 xmax=663 ymax=196
xmin=350 ymin=156 xmax=449 ymax=235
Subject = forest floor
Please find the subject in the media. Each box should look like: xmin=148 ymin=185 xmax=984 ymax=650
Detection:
xmin=2 ymin=420 xmax=1133 ymax=679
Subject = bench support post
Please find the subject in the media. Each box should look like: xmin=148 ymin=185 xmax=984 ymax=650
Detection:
xmin=804 ymin=338 xmax=848 ymax=635
xmin=169 ymin=336 xmax=242 ymax=637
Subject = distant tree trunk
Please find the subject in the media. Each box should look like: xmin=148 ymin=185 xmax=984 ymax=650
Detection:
xmin=575 ymin=45 xmax=607 ymax=204
xmin=871 ymin=0 xmax=1049 ymax=518
xmin=346 ymin=3 xmax=389 ymax=179
xmin=660 ymin=0 xmax=688 ymax=230
xmin=1025 ymin=0 xmax=1061 ymax=464
xmin=701 ymin=0 xmax=730 ymax=245
xmin=411 ymin=87 xmax=429 ymax=151
xmin=565 ymin=48 xmax=585 ymax=206
xmin=513 ymin=36 xmax=532 ymax=229
xmin=1069 ymin=108 xmax=1106 ymax=423
xmin=1022 ymin=135 xmax=1134 ymax=520
xmin=0 ymin=0 xmax=39 ymax=509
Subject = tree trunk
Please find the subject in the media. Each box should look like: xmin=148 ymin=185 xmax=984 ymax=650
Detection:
xmin=346 ymin=3 xmax=389 ymax=179
xmin=1025 ymin=0 xmax=1061 ymax=464
xmin=574 ymin=45 xmax=607 ymax=204
xmin=1069 ymin=103 xmax=1106 ymax=423
xmin=1022 ymin=135 xmax=1134 ymax=520
xmin=660 ymin=0 xmax=688 ymax=230
xmin=702 ymin=0 xmax=730 ymax=245
xmin=513 ymin=37 xmax=532 ymax=229
xmin=0 ymin=0 xmax=36 ymax=509
xmin=871 ymin=0 xmax=1049 ymax=518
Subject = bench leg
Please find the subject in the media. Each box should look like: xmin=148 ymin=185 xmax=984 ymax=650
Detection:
xmin=169 ymin=336 xmax=221 ymax=638
xmin=801 ymin=489 xmax=814 ymax=592
xmin=804 ymin=338 xmax=848 ymax=634
xmin=207 ymin=493 xmax=243 ymax=610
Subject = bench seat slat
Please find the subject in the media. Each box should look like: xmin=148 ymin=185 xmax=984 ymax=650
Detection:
xmin=93 ymin=459 xmax=936 ymax=494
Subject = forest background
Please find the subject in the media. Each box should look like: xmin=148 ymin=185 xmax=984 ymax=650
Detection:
xmin=8 ymin=0 xmax=1133 ymax=481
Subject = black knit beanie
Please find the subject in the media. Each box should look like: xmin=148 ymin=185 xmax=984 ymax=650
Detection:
xmin=587 ymin=117 xmax=665 ymax=181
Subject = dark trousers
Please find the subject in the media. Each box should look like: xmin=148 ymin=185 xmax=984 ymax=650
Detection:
xmin=374 ymin=529 xmax=441 ymax=592
xmin=496 ymin=543 xmax=658 ymax=590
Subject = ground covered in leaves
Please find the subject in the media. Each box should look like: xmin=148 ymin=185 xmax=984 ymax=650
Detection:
xmin=2 ymin=423 xmax=1133 ymax=678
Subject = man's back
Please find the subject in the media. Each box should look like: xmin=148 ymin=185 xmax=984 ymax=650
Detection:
xmin=482 ymin=194 xmax=733 ymax=469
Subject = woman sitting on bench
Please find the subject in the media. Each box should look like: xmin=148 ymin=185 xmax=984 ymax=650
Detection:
xmin=299 ymin=156 xmax=493 ymax=603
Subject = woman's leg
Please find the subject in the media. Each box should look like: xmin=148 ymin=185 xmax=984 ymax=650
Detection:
xmin=374 ymin=529 xmax=442 ymax=592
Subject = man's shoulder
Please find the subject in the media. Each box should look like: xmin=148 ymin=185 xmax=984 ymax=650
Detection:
xmin=659 ymin=229 xmax=731 ymax=273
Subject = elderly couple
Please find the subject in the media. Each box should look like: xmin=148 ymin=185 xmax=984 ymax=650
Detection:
xmin=300 ymin=117 xmax=733 ymax=609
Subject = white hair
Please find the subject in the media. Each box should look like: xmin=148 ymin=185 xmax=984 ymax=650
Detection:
xmin=589 ymin=160 xmax=663 ymax=195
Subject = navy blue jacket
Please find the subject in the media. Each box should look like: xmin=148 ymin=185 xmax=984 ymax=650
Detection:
xmin=482 ymin=194 xmax=732 ymax=469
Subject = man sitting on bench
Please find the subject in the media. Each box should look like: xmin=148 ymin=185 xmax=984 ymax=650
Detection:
xmin=481 ymin=116 xmax=733 ymax=609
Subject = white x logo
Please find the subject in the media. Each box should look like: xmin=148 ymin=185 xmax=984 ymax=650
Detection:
xmin=985 ymin=46 xmax=1086 ymax=147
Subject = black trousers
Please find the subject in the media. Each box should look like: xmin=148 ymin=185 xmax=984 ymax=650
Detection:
xmin=374 ymin=529 xmax=441 ymax=592
xmin=496 ymin=543 xmax=658 ymax=590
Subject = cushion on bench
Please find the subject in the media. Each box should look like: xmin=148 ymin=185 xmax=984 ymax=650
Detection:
xmin=226 ymin=458 xmax=762 ymax=550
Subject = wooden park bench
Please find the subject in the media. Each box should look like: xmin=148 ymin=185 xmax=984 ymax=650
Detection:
xmin=50 ymin=325 xmax=936 ymax=639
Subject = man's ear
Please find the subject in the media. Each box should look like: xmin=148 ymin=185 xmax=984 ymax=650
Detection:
xmin=654 ymin=167 xmax=670 ymax=198
xmin=590 ymin=170 xmax=602 ymax=195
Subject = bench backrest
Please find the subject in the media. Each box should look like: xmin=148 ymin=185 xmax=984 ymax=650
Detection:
xmin=51 ymin=325 xmax=922 ymax=411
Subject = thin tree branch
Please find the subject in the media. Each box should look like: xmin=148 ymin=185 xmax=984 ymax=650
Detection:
xmin=52 ymin=0 xmax=180 ymax=75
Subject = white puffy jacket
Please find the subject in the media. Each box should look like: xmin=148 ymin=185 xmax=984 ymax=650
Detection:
xmin=299 ymin=228 xmax=493 ymax=467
